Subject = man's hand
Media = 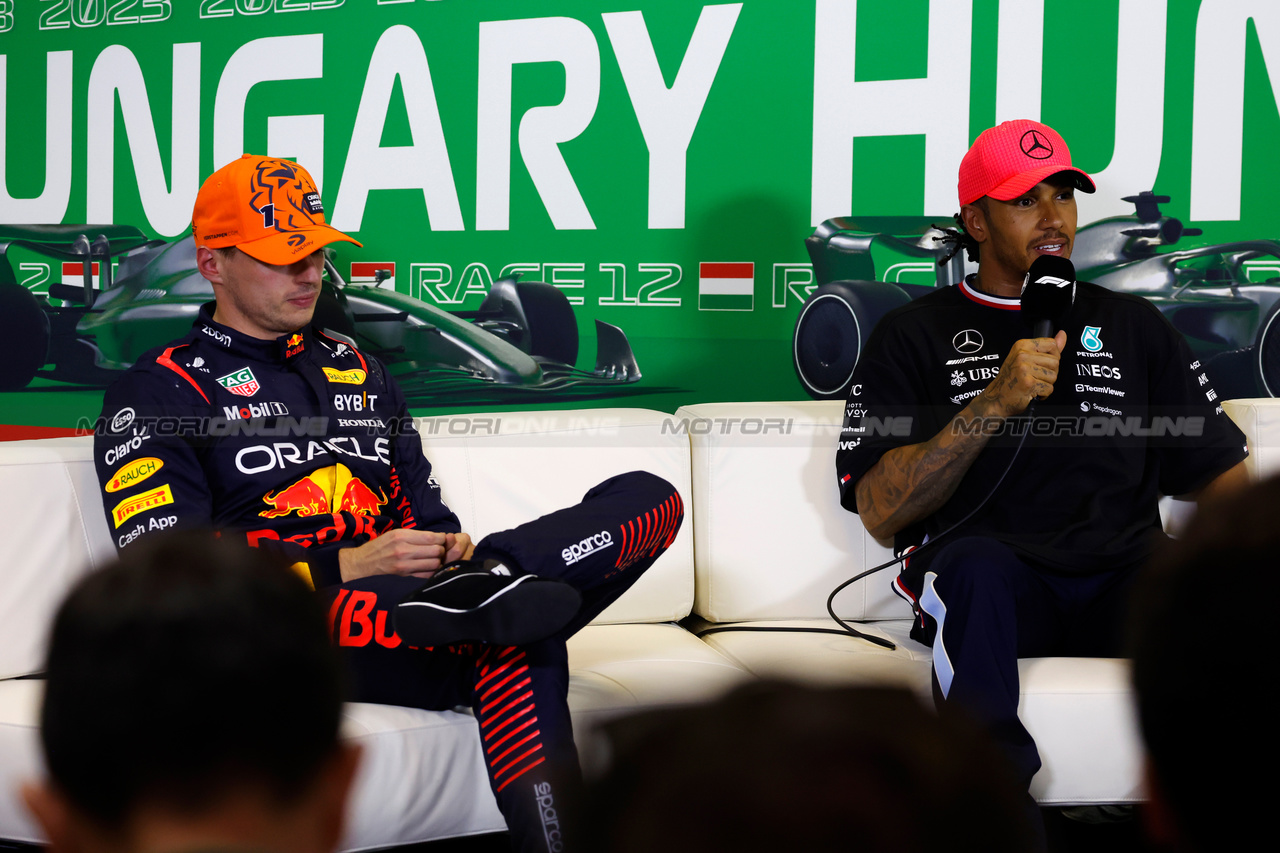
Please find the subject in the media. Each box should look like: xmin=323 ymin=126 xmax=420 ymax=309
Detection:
xmin=853 ymin=330 xmax=1067 ymax=540
xmin=338 ymin=529 xmax=475 ymax=582
xmin=979 ymin=330 xmax=1067 ymax=418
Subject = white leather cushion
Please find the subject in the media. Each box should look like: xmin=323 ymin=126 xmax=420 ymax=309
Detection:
xmin=678 ymin=401 xmax=911 ymax=623
xmin=699 ymin=620 xmax=1141 ymax=805
xmin=0 ymin=624 xmax=748 ymax=850
xmin=341 ymin=623 xmax=751 ymax=850
xmin=0 ymin=680 xmax=43 ymax=843
xmin=418 ymin=409 xmax=694 ymax=624
xmin=1223 ymin=397 xmax=1280 ymax=479
xmin=0 ymin=438 xmax=116 ymax=679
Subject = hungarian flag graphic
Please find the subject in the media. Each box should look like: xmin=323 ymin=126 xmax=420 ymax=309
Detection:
xmin=698 ymin=262 xmax=754 ymax=311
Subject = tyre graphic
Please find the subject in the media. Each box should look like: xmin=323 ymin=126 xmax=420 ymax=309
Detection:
xmin=1256 ymin=302 xmax=1280 ymax=397
xmin=0 ymin=284 xmax=51 ymax=390
xmin=792 ymin=281 xmax=911 ymax=399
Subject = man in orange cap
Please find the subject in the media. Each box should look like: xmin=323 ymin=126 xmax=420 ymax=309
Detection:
xmin=834 ymin=120 xmax=1248 ymax=843
xmin=94 ymin=155 xmax=684 ymax=853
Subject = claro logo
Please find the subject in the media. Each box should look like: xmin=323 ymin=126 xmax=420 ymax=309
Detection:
xmin=562 ymin=530 xmax=614 ymax=565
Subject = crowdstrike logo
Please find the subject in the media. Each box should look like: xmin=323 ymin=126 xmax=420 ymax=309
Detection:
xmin=562 ymin=530 xmax=614 ymax=565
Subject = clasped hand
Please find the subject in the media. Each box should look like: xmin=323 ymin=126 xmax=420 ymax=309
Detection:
xmin=978 ymin=331 xmax=1067 ymax=418
xmin=338 ymin=529 xmax=475 ymax=582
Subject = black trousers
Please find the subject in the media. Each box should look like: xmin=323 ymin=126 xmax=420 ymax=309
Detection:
xmin=320 ymin=471 xmax=683 ymax=853
xmin=914 ymin=537 xmax=1138 ymax=788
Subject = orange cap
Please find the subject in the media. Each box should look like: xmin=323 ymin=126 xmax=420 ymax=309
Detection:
xmin=191 ymin=155 xmax=361 ymax=265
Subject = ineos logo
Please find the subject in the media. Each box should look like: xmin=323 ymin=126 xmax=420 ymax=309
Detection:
xmin=952 ymin=329 xmax=984 ymax=354
xmin=1020 ymin=130 xmax=1054 ymax=160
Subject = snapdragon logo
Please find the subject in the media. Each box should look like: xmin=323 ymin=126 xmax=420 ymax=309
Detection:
xmin=562 ymin=529 xmax=614 ymax=565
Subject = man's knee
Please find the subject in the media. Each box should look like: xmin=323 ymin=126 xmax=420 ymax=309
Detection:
xmin=929 ymin=537 xmax=1026 ymax=599
xmin=585 ymin=470 xmax=679 ymax=505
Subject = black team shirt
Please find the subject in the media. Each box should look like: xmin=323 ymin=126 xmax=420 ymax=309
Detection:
xmin=835 ymin=278 xmax=1247 ymax=583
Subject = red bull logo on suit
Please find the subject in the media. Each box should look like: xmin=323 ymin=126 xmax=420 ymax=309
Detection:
xmin=260 ymin=463 xmax=387 ymax=518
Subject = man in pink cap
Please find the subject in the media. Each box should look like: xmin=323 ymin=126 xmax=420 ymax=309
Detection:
xmin=835 ymin=120 xmax=1248 ymax=840
xmin=93 ymin=155 xmax=685 ymax=853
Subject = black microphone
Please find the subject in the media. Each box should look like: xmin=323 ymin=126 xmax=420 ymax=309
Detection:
xmin=1021 ymin=254 xmax=1076 ymax=338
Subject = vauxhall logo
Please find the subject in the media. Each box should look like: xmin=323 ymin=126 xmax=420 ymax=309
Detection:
xmin=952 ymin=329 xmax=984 ymax=354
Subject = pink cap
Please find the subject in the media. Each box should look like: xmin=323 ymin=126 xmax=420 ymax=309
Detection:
xmin=958 ymin=120 xmax=1095 ymax=207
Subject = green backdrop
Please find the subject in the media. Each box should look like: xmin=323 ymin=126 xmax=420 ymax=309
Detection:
xmin=3 ymin=0 xmax=1280 ymax=430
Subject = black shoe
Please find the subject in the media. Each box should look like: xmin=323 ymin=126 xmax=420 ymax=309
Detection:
xmin=393 ymin=559 xmax=582 ymax=647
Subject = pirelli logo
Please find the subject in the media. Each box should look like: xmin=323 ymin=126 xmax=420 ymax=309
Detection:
xmin=323 ymin=367 xmax=367 ymax=385
xmin=105 ymin=457 xmax=163 ymax=493
xmin=112 ymin=484 xmax=175 ymax=528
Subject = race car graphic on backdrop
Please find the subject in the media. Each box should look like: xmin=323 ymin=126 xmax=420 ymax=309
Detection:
xmin=792 ymin=193 xmax=1280 ymax=401
xmin=0 ymin=226 xmax=642 ymax=404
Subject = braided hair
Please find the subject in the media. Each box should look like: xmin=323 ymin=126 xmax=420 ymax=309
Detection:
xmin=933 ymin=211 xmax=981 ymax=267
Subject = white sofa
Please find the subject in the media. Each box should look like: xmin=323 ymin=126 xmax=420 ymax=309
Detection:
xmin=2 ymin=399 xmax=1277 ymax=848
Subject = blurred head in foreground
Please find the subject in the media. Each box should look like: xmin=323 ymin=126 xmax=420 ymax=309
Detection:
xmin=580 ymin=681 xmax=1035 ymax=852
xmin=24 ymin=532 xmax=357 ymax=853
xmin=1132 ymin=474 xmax=1274 ymax=852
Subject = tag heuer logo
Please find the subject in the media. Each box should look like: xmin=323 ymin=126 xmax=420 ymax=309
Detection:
xmin=217 ymin=367 xmax=261 ymax=397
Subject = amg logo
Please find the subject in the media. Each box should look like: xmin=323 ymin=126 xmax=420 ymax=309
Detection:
xmin=562 ymin=530 xmax=614 ymax=565
xmin=944 ymin=353 xmax=1000 ymax=366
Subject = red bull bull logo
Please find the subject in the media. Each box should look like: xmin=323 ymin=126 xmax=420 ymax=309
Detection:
xmin=260 ymin=464 xmax=387 ymax=518
xmin=260 ymin=471 xmax=331 ymax=518
xmin=339 ymin=477 xmax=387 ymax=515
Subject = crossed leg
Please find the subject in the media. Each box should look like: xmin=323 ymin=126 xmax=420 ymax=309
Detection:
xmin=320 ymin=471 xmax=684 ymax=852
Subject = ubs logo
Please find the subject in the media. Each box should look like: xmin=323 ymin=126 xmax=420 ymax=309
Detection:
xmin=1020 ymin=129 xmax=1054 ymax=159
xmin=952 ymin=329 xmax=984 ymax=354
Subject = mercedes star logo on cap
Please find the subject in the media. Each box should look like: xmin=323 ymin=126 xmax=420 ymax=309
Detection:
xmin=1020 ymin=130 xmax=1054 ymax=160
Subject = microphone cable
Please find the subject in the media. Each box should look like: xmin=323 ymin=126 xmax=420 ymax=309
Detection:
xmin=822 ymin=403 xmax=1038 ymax=650
xmin=695 ymin=405 xmax=1038 ymax=652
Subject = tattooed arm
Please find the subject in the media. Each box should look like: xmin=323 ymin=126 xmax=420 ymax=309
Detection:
xmin=855 ymin=332 xmax=1066 ymax=540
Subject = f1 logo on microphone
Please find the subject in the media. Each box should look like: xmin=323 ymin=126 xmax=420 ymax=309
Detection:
xmin=1035 ymin=275 xmax=1072 ymax=288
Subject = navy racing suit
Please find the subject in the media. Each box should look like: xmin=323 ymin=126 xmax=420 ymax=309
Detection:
xmin=93 ymin=303 xmax=684 ymax=852
xmin=95 ymin=302 xmax=458 ymax=588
